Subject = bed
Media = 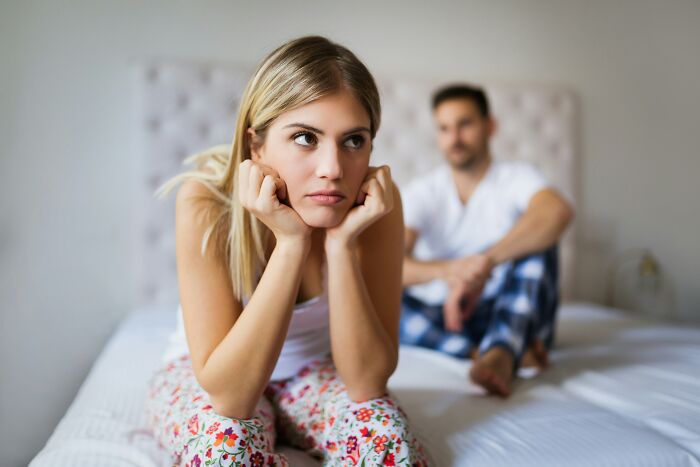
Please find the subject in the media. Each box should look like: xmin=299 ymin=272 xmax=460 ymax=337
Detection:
xmin=30 ymin=61 xmax=700 ymax=466
xmin=30 ymin=303 xmax=700 ymax=466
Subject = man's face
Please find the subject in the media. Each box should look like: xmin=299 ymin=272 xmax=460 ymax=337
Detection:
xmin=434 ymin=98 xmax=493 ymax=170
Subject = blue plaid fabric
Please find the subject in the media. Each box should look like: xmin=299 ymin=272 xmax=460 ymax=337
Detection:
xmin=400 ymin=246 xmax=559 ymax=370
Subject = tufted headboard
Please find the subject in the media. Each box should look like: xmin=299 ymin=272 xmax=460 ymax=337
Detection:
xmin=131 ymin=61 xmax=577 ymax=308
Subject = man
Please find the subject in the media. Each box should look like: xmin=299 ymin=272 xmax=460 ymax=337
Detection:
xmin=400 ymin=84 xmax=574 ymax=397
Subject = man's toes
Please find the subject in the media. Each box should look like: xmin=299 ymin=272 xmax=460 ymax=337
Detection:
xmin=520 ymin=350 xmax=540 ymax=369
xmin=533 ymin=340 xmax=549 ymax=367
xmin=470 ymin=364 xmax=511 ymax=398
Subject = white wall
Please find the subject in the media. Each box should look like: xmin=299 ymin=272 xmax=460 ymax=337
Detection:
xmin=2 ymin=0 xmax=699 ymax=465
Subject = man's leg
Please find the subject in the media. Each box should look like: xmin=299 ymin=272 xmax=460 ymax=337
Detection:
xmin=400 ymin=293 xmax=475 ymax=359
xmin=470 ymin=246 xmax=560 ymax=396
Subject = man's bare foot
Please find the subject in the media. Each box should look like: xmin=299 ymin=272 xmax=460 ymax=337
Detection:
xmin=520 ymin=340 xmax=548 ymax=370
xmin=469 ymin=347 xmax=514 ymax=398
xmin=469 ymin=348 xmax=479 ymax=360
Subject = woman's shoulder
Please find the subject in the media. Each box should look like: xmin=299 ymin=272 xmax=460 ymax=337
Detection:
xmin=175 ymin=176 xmax=230 ymax=262
xmin=175 ymin=179 xmax=223 ymax=230
xmin=176 ymin=177 xmax=216 ymax=208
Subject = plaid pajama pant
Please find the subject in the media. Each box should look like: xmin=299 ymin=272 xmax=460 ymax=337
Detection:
xmin=400 ymin=246 xmax=559 ymax=370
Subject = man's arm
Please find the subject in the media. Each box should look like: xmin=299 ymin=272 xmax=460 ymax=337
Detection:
xmin=402 ymin=189 xmax=574 ymax=286
xmin=485 ymin=188 xmax=574 ymax=265
xmin=401 ymin=187 xmax=573 ymax=330
xmin=401 ymin=228 xmax=453 ymax=286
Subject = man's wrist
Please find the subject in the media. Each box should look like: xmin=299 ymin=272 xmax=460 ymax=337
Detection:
xmin=482 ymin=250 xmax=499 ymax=268
xmin=438 ymin=259 xmax=457 ymax=281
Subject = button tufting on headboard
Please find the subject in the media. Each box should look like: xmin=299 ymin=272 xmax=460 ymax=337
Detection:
xmin=132 ymin=61 xmax=577 ymax=307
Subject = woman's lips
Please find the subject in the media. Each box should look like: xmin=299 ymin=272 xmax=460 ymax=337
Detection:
xmin=307 ymin=190 xmax=345 ymax=205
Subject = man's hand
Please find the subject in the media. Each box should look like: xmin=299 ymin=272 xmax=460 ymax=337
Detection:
xmin=445 ymin=254 xmax=494 ymax=288
xmin=442 ymin=254 xmax=494 ymax=332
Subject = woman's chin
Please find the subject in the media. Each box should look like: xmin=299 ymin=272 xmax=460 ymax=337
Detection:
xmin=297 ymin=208 xmax=347 ymax=229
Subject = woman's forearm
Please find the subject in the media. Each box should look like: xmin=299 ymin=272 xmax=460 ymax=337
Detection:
xmin=327 ymin=243 xmax=397 ymax=401
xmin=201 ymin=239 xmax=309 ymax=418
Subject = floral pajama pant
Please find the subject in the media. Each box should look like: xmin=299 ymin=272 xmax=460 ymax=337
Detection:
xmin=145 ymin=355 xmax=431 ymax=466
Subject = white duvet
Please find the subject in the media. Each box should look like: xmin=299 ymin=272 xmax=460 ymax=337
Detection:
xmin=30 ymin=303 xmax=700 ymax=466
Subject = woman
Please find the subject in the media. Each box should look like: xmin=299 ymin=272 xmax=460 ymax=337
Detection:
xmin=145 ymin=36 xmax=431 ymax=466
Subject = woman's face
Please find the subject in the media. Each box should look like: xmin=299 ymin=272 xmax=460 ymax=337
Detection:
xmin=250 ymin=89 xmax=372 ymax=228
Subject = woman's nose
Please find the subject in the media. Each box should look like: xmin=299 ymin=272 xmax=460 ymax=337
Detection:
xmin=315 ymin=145 xmax=343 ymax=180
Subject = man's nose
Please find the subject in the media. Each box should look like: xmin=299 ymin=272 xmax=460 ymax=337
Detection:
xmin=448 ymin=127 xmax=461 ymax=145
xmin=315 ymin=144 xmax=343 ymax=179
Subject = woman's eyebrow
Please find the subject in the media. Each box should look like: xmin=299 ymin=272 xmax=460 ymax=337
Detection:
xmin=282 ymin=123 xmax=371 ymax=136
xmin=283 ymin=123 xmax=324 ymax=134
xmin=342 ymin=126 xmax=371 ymax=136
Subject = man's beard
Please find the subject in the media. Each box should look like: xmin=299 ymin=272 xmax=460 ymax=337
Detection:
xmin=447 ymin=143 xmax=487 ymax=171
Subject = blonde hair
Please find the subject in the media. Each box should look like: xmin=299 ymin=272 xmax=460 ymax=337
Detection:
xmin=156 ymin=36 xmax=381 ymax=300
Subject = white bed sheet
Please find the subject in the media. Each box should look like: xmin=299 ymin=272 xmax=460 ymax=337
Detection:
xmin=30 ymin=303 xmax=700 ymax=466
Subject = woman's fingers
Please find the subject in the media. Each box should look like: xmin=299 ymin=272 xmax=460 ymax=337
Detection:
xmin=236 ymin=160 xmax=310 ymax=240
xmin=261 ymin=174 xmax=287 ymax=204
xmin=257 ymin=175 xmax=279 ymax=210
xmin=272 ymin=176 xmax=287 ymax=201
xmin=255 ymin=163 xmax=287 ymax=201
xmin=247 ymin=162 xmax=264 ymax=204
xmin=366 ymin=178 xmax=384 ymax=209
xmin=375 ymin=165 xmax=393 ymax=201
xmin=239 ymin=159 xmax=288 ymax=209
xmin=362 ymin=171 xmax=392 ymax=216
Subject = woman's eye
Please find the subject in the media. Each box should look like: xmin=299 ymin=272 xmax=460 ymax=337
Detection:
xmin=344 ymin=135 xmax=365 ymax=149
xmin=293 ymin=132 xmax=317 ymax=147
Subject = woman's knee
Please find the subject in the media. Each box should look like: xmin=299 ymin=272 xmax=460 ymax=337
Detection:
xmin=177 ymin=409 xmax=281 ymax=466
xmin=324 ymin=393 xmax=426 ymax=465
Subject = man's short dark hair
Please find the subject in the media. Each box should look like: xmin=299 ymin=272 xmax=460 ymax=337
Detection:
xmin=431 ymin=84 xmax=490 ymax=118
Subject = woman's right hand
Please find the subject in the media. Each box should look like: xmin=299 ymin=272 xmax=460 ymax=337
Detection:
xmin=237 ymin=159 xmax=311 ymax=243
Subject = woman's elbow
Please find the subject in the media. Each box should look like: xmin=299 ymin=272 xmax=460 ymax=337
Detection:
xmin=345 ymin=367 xmax=394 ymax=403
xmin=199 ymin=377 xmax=256 ymax=419
xmin=209 ymin=393 xmax=256 ymax=420
xmin=346 ymin=384 xmax=390 ymax=403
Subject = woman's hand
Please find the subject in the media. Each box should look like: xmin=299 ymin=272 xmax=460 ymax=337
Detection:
xmin=237 ymin=159 xmax=311 ymax=243
xmin=325 ymin=165 xmax=394 ymax=251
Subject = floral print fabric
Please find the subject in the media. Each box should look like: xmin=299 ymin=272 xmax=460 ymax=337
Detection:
xmin=146 ymin=355 xmax=431 ymax=466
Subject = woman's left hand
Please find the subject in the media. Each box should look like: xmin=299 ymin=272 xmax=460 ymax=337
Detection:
xmin=325 ymin=165 xmax=394 ymax=250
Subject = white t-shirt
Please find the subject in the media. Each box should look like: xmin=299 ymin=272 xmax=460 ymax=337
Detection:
xmin=401 ymin=160 xmax=549 ymax=305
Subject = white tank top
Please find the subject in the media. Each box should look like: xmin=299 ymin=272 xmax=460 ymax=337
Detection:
xmin=162 ymin=266 xmax=331 ymax=382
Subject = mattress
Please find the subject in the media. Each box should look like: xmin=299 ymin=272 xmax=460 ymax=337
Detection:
xmin=30 ymin=303 xmax=700 ymax=466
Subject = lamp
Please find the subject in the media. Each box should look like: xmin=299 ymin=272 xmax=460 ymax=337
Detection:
xmin=606 ymin=248 xmax=674 ymax=320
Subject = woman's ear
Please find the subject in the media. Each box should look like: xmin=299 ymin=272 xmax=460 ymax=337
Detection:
xmin=247 ymin=128 xmax=263 ymax=161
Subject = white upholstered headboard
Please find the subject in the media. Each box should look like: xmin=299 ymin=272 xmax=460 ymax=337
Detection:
xmin=131 ymin=61 xmax=576 ymax=308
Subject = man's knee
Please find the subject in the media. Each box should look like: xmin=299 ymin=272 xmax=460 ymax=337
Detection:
xmin=512 ymin=246 xmax=558 ymax=278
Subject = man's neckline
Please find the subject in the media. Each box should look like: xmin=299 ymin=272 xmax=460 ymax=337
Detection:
xmin=448 ymin=158 xmax=494 ymax=206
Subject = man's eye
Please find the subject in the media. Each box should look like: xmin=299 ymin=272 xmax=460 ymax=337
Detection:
xmin=293 ymin=132 xmax=317 ymax=147
xmin=343 ymin=135 xmax=365 ymax=149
